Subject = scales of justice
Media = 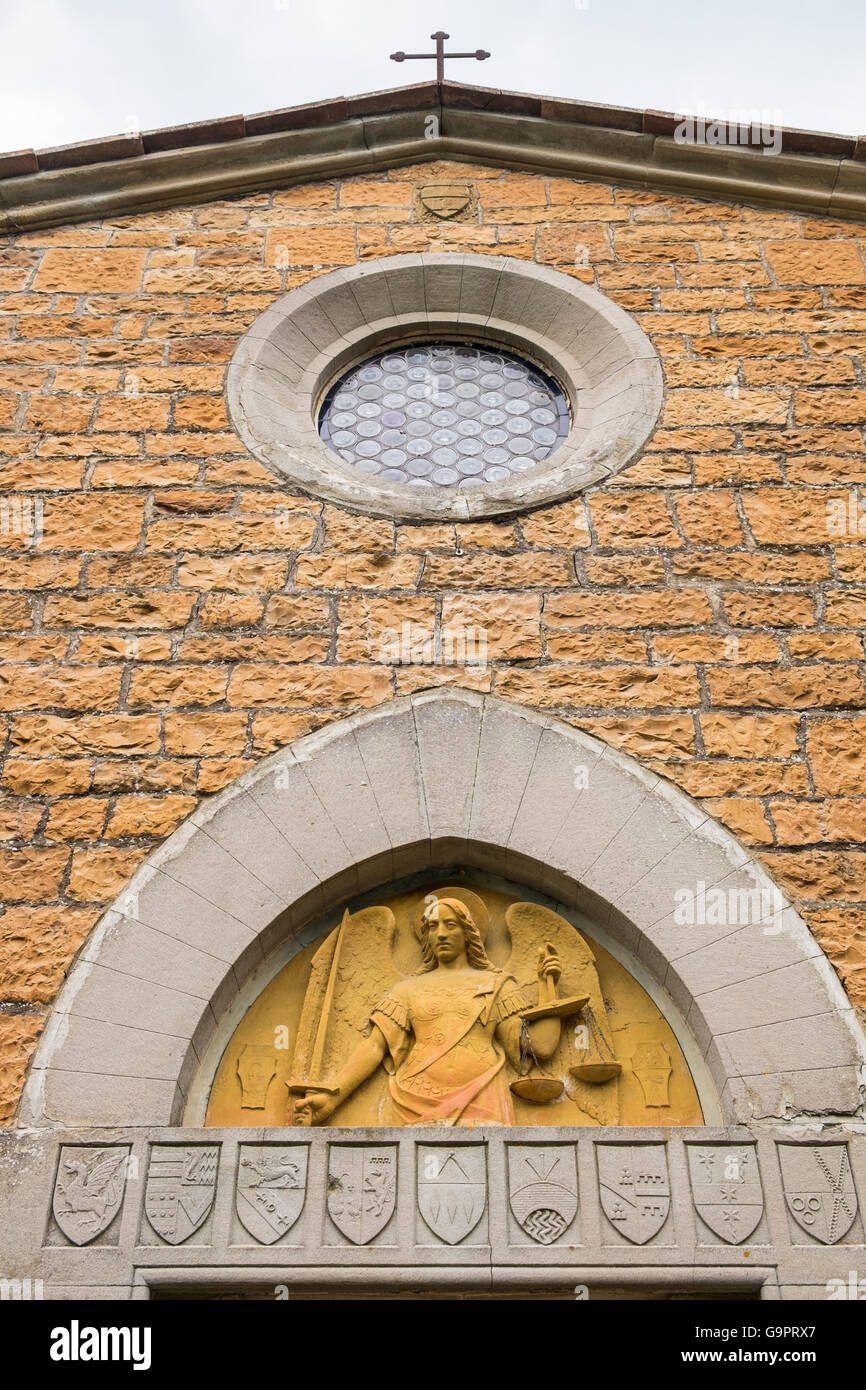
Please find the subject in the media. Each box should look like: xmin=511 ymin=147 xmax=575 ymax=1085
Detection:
xmin=286 ymin=886 xmax=622 ymax=1128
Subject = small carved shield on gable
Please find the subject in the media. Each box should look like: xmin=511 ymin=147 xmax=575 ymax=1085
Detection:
xmin=52 ymin=1146 xmax=129 ymax=1246
xmin=779 ymin=1144 xmax=858 ymax=1244
xmin=598 ymin=1143 xmax=670 ymax=1245
xmin=327 ymin=1145 xmax=397 ymax=1245
xmin=508 ymin=1144 xmax=578 ymax=1244
xmin=416 ymin=181 xmax=475 ymax=220
xmin=687 ymin=1144 xmax=763 ymax=1244
xmin=417 ymin=1145 xmax=487 ymax=1245
xmin=236 ymin=1145 xmax=308 ymax=1245
xmin=144 ymin=1145 xmax=218 ymax=1245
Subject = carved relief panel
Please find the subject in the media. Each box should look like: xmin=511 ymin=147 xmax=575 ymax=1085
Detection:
xmin=206 ymin=881 xmax=703 ymax=1130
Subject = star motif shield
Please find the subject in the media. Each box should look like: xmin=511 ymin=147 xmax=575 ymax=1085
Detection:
xmin=327 ymin=1145 xmax=397 ymax=1245
xmin=687 ymin=1144 xmax=763 ymax=1244
xmin=144 ymin=1145 xmax=218 ymax=1245
xmin=598 ymin=1143 xmax=670 ymax=1245
xmin=52 ymin=1146 xmax=129 ymax=1246
xmin=417 ymin=1145 xmax=487 ymax=1245
xmin=236 ymin=1145 xmax=308 ymax=1244
xmin=778 ymin=1144 xmax=858 ymax=1244
xmin=508 ymin=1144 xmax=578 ymax=1244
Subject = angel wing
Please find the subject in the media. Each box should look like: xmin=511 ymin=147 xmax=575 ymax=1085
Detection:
xmin=290 ymin=905 xmax=400 ymax=1086
xmin=505 ymin=902 xmax=601 ymax=1005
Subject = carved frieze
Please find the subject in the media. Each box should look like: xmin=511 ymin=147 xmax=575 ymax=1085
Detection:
xmin=144 ymin=1145 xmax=218 ymax=1245
xmin=778 ymin=1144 xmax=859 ymax=1244
xmin=507 ymin=1144 xmax=578 ymax=1244
xmin=686 ymin=1143 xmax=763 ymax=1244
xmin=417 ymin=1144 xmax=487 ymax=1244
xmin=327 ymin=1144 xmax=397 ymax=1244
xmin=52 ymin=1146 xmax=129 ymax=1246
xmin=598 ymin=1143 xmax=671 ymax=1244
xmin=236 ymin=1145 xmax=308 ymax=1244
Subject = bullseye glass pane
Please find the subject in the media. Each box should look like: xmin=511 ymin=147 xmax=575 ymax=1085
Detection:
xmin=319 ymin=342 xmax=569 ymax=490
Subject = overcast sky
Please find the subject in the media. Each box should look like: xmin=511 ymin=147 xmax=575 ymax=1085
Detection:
xmin=0 ymin=0 xmax=863 ymax=153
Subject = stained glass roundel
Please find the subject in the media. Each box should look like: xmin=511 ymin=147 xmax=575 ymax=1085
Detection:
xmin=318 ymin=342 xmax=570 ymax=489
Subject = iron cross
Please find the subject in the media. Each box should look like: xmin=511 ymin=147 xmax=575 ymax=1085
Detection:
xmin=390 ymin=31 xmax=491 ymax=83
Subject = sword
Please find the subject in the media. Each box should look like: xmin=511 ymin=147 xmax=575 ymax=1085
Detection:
xmin=287 ymin=908 xmax=349 ymax=1122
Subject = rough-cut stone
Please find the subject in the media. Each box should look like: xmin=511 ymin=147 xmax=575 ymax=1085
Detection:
xmin=33 ymin=249 xmax=146 ymax=292
xmin=441 ymin=594 xmax=541 ymax=660
xmin=0 ymin=906 xmax=96 ymax=1002
xmin=1 ymin=162 xmax=866 ymax=1133
xmin=808 ymin=718 xmax=866 ymax=794
xmin=0 ymin=1013 xmax=44 ymax=1121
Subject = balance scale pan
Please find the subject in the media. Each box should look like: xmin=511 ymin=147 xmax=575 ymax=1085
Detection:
xmin=510 ymin=1077 xmax=564 ymax=1102
xmin=520 ymin=993 xmax=590 ymax=1023
xmin=569 ymin=1061 xmax=622 ymax=1083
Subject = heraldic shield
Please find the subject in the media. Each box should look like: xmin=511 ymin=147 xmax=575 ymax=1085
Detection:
xmin=598 ymin=1143 xmax=670 ymax=1245
xmin=417 ymin=181 xmax=473 ymax=219
xmin=508 ymin=1145 xmax=578 ymax=1245
xmin=779 ymin=1144 xmax=858 ymax=1244
xmin=417 ymin=1145 xmax=487 ymax=1245
xmin=327 ymin=1145 xmax=396 ymax=1244
xmin=144 ymin=1145 xmax=218 ymax=1245
xmin=687 ymin=1145 xmax=763 ymax=1244
xmin=236 ymin=1145 xmax=308 ymax=1244
xmin=52 ymin=1146 xmax=129 ymax=1246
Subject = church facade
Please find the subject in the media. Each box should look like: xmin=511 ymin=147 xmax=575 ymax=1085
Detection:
xmin=0 ymin=81 xmax=865 ymax=1299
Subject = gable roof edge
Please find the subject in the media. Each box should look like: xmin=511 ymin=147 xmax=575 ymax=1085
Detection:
xmin=1 ymin=95 xmax=864 ymax=233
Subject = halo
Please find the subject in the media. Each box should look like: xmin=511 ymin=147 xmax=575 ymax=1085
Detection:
xmin=416 ymin=885 xmax=490 ymax=942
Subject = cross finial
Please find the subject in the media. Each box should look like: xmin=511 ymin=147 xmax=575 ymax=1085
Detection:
xmin=390 ymin=30 xmax=491 ymax=83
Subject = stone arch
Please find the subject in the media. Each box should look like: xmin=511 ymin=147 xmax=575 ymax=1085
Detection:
xmin=20 ymin=689 xmax=865 ymax=1131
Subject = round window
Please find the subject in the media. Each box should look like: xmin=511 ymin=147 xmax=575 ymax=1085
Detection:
xmin=227 ymin=255 xmax=664 ymax=521
xmin=317 ymin=341 xmax=570 ymax=490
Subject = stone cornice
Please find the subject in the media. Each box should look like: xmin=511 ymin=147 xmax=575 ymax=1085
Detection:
xmin=1 ymin=83 xmax=864 ymax=232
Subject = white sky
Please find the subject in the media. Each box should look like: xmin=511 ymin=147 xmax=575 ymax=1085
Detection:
xmin=0 ymin=0 xmax=863 ymax=153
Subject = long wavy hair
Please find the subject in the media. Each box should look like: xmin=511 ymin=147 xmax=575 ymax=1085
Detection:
xmin=418 ymin=897 xmax=493 ymax=973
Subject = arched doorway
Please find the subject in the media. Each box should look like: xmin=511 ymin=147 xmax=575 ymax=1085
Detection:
xmin=9 ymin=691 xmax=864 ymax=1301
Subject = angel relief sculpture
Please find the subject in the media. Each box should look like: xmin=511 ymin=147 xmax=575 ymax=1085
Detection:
xmin=288 ymin=886 xmax=622 ymax=1129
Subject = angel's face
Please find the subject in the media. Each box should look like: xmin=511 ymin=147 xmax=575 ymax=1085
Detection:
xmin=427 ymin=906 xmax=467 ymax=964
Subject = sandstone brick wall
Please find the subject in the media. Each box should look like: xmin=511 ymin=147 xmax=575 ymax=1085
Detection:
xmin=1 ymin=160 xmax=865 ymax=1121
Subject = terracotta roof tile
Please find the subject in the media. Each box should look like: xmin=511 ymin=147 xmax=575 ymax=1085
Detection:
xmin=36 ymin=133 xmax=144 ymax=169
xmin=1 ymin=83 xmax=862 ymax=182
xmin=142 ymin=114 xmax=246 ymax=154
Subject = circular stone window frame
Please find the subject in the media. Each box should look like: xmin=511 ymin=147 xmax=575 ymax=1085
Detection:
xmin=227 ymin=253 xmax=664 ymax=522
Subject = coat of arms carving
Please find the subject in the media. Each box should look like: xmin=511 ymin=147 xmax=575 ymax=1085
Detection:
xmin=687 ymin=1144 xmax=763 ymax=1243
xmin=778 ymin=1144 xmax=858 ymax=1244
xmin=327 ymin=1144 xmax=396 ymax=1244
xmin=598 ymin=1143 xmax=670 ymax=1244
xmin=52 ymin=1146 xmax=129 ymax=1246
xmin=413 ymin=180 xmax=477 ymax=221
xmin=144 ymin=1146 xmax=218 ymax=1245
xmin=417 ymin=1145 xmax=487 ymax=1245
xmin=508 ymin=1144 xmax=578 ymax=1244
xmin=236 ymin=1145 xmax=308 ymax=1244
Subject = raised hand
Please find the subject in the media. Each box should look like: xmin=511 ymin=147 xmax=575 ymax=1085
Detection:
xmin=536 ymin=942 xmax=562 ymax=987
